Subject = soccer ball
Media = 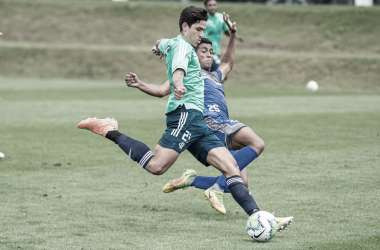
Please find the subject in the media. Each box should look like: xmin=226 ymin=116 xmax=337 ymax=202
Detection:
xmin=306 ymin=80 xmax=319 ymax=92
xmin=247 ymin=211 xmax=278 ymax=242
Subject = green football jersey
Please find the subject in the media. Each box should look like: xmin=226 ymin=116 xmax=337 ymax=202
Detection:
xmin=204 ymin=12 xmax=229 ymax=56
xmin=158 ymin=35 xmax=204 ymax=114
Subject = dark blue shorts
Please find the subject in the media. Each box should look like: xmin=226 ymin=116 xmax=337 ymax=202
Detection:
xmin=204 ymin=116 xmax=247 ymax=150
xmin=158 ymin=106 xmax=225 ymax=166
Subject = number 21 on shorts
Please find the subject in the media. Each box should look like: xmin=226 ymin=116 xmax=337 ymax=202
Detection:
xmin=182 ymin=130 xmax=191 ymax=142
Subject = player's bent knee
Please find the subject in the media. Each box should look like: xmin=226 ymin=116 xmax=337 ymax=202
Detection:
xmin=249 ymin=137 xmax=265 ymax=155
xmin=257 ymin=139 xmax=265 ymax=154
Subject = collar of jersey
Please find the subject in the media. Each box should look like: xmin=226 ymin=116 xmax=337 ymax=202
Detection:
xmin=177 ymin=35 xmax=191 ymax=45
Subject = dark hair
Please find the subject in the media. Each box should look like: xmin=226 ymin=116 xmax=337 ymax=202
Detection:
xmin=179 ymin=6 xmax=208 ymax=32
xmin=199 ymin=38 xmax=213 ymax=47
xmin=203 ymin=0 xmax=217 ymax=6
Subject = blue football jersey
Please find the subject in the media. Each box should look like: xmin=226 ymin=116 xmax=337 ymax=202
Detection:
xmin=202 ymin=68 xmax=229 ymax=119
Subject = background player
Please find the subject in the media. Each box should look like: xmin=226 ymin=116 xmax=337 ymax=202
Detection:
xmin=203 ymin=0 xmax=244 ymax=71
xmin=79 ymin=6 xmax=261 ymax=220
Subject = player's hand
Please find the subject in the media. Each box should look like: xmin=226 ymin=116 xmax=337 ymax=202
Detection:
xmin=151 ymin=46 xmax=165 ymax=60
xmin=125 ymin=72 xmax=141 ymax=88
xmin=223 ymin=12 xmax=237 ymax=33
xmin=174 ymin=86 xmax=187 ymax=100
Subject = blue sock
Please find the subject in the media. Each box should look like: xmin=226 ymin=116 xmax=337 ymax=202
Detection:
xmin=115 ymin=134 xmax=154 ymax=168
xmin=216 ymin=147 xmax=259 ymax=193
xmin=227 ymin=175 xmax=259 ymax=215
xmin=191 ymin=176 xmax=219 ymax=190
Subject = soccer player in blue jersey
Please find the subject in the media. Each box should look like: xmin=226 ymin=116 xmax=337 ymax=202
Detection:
xmin=79 ymin=6 xmax=263 ymax=223
xmin=125 ymin=12 xmax=293 ymax=231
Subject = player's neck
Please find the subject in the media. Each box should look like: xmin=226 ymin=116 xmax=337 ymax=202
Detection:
xmin=180 ymin=32 xmax=190 ymax=43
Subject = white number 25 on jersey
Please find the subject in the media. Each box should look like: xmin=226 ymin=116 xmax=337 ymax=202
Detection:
xmin=207 ymin=105 xmax=220 ymax=112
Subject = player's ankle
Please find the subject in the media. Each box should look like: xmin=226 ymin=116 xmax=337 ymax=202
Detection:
xmin=106 ymin=130 xmax=122 ymax=142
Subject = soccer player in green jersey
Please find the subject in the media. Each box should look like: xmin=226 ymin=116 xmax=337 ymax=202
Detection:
xmin=78 ymin=6 xmax=261 ymax=219
xmin=203 ymin=0 xmax=244 ymax=71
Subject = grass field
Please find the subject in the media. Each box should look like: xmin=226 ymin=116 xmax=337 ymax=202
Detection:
xmin=0 ymin=77 xmax=379 ymax=249
xmin=0 ymin=0 xmax=380 ymax=249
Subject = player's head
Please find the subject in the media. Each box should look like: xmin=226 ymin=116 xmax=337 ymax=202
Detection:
xmin=179 ymin=6 xmax=208 ymax=48
xmin=204 ymin=0 xmax=217 ymax=16
xmin=196 ymin=38 xmax=213 ymax=70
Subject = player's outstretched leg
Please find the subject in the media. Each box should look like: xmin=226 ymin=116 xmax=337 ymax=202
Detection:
xmin=78 ymin=118 xmax=180 ymax=175
xmin=162 ymin=169 xmax=197 ymax=193
xmin=78 ymin=118 xmax=154 ymax=169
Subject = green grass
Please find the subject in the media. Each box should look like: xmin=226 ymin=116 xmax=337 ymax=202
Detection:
xmin=0 ymin=77 xmax=379 ymax=249
xmin=0 ymin=1 xmax=379 ymax=248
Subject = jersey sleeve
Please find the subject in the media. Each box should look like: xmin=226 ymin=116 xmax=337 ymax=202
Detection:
xmin=214 ymin=70 xmax=223 ymax=83
xmin=157 ymin=39 xmax=170 ymax=53
xmin=171 ymin=42 xmax=191 ymax=75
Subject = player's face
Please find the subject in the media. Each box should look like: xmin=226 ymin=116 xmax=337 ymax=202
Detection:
xmin=182 ymin=21 xmax=207 ymax=48
xmin=205 ymin=1 xmax=217 ymax=15
xmin=196 ymin=43 xmax=213 ymax=70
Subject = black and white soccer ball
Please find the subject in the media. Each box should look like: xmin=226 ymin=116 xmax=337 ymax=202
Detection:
xmin=247 ymin=211 xmax=278 ymax=242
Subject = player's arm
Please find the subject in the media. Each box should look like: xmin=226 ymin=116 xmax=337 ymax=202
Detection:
xmin=218 ymin=13 xmax=237 ymax=82
xmin=172 ymin=69 xmax=187 ymax=100
xmin=223 ymin=18 xmax=243 ymax=42
xmin=151 ymin=38 xmax=166 ymax=60
xmin=125 ymin=72 xmax=171 ymax=98
xmin=170 ymin=43 xmax=191 ymax=100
